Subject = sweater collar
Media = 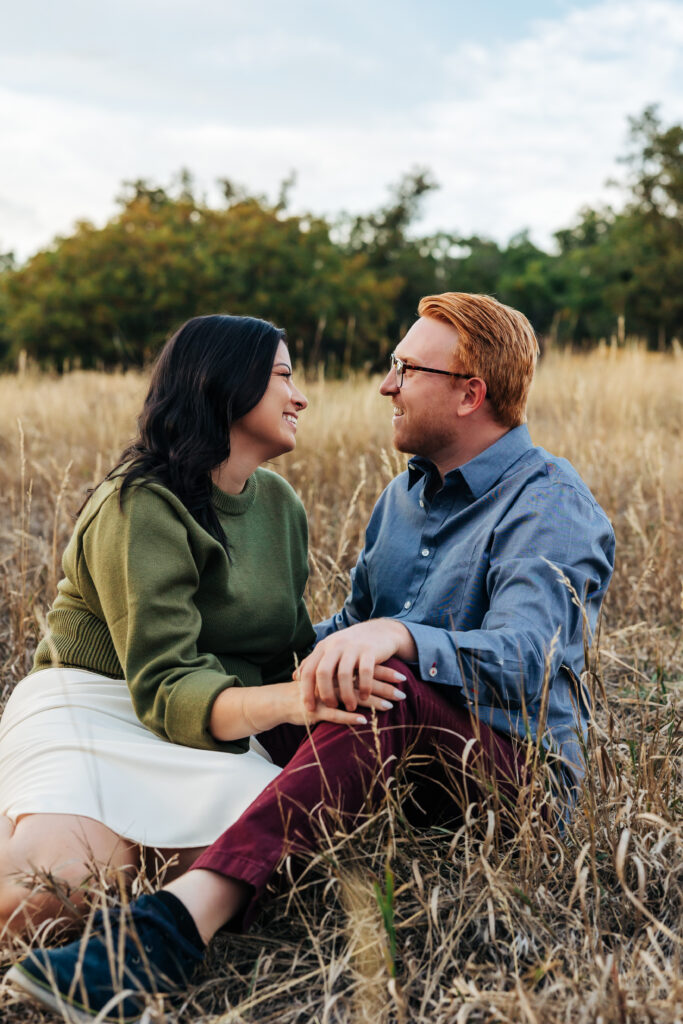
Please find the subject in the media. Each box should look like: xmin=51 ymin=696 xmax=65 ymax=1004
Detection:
xmin=211 ymin=473 xmax=258 ymax=515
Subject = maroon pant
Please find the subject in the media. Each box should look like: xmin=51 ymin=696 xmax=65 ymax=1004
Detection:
xmin=191 ymin=660 xmax=526 ymax=928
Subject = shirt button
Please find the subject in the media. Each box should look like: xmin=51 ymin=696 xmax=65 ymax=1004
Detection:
xmin=419 ymin=500 xmax=424 ymax=508
xmin=429 ymin=666 xmax=437 ymax=677
xmin=421 ymin=548 xmax=430 ymax=557
xmin=404 ymin=600 xmax=411 ymax=610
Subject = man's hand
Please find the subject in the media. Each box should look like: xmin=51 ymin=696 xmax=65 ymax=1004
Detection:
xmin=298 ymin=619 xmax=418 ymax=712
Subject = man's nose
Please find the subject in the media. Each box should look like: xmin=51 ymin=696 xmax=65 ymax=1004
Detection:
xmin=379 ymin=369 xmax=398 ymax=395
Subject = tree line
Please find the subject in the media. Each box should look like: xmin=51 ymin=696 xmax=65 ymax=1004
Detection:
xmin=0 ymin=106 xmax=680 ymax=370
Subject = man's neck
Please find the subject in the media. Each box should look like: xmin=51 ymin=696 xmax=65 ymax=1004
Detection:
xmin=432 ymin=422 xmax=510 ymax=480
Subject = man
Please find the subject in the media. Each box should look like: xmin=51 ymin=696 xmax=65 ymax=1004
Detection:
xmin=8 ymin=293 xmax=615 ymax=1022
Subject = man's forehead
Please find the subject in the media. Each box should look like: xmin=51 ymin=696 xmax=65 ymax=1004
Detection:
xmin=395 ymin=316 xmax=459 ymax=362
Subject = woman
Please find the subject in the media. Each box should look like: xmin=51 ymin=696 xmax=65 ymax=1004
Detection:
xmin=0 ymin=314 xmax=395 ymax=936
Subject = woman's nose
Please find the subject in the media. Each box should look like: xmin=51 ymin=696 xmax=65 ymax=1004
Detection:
xmin=293 ymin=384 xmax=308 ymax=409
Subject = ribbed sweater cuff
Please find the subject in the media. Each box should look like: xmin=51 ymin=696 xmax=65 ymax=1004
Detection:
xmin=34 ymin=608 xmax=122 ymax=678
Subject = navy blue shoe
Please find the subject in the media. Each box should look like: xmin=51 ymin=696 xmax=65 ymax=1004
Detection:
xmin=6 ymin=893 xmax=205 ymax=1023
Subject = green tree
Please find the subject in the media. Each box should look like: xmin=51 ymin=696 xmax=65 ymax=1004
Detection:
xmin=1 ymin=108 xmax=681 ymax=368
xmin=551 ymin=107 xmax=683 ymax=347
xmin=615 ymin=106 xmax=683 ymax=346
xmin=0 ymin=179 xmax=400 ymax=369
xmin=339 ymin=170 xmax=455 ymax=352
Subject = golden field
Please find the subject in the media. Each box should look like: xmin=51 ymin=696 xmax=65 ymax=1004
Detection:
xmin=0 ymin=346 xmax=681 ymax=1023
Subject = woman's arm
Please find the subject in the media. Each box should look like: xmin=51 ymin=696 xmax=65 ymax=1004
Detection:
xmin=209 ymin=679 xmax=373 ymax=741
xmin=79 ymin=483 xmax=263 ymax=750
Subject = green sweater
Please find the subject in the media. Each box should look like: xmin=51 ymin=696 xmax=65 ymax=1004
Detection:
xmin=33 ymin=468 xmax=316 ymax=754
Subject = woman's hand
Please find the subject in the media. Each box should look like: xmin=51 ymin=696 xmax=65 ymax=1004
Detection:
xmin=209 ymin=669 xmax=406 ymax=743
xmin=245 ymin=673 xmax=406 ymax=732
xmin=276 ymin=680 xmax=370 ymax=728
xmin=300 ymin=661 xmax=407 ymax=714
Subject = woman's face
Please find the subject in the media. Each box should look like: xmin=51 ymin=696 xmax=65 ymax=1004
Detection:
xmin=230 ymin=340 xmax=308 ymax=462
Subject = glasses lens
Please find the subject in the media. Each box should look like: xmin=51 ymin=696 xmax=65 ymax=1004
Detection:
xmin=391 ymin=354 xmax=403 ymax=387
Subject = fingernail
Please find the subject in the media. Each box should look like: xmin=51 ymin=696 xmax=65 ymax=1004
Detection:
xmin=380 ymin=700 xmax=394 ymax=710
xmin=393 ymin=672 xmax=407 ymax=681
xmin=356 ymin=715 xmax=367 ymax=725
xmin=393 ymin=689 xmax=407 ymax=700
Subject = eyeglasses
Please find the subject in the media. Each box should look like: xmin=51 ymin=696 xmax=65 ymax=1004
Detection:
xmin=389 ymin=351 xmax=475 ymax=389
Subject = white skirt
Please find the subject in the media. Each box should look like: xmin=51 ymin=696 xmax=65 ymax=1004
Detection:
xmin=0 ymin=668 xmax=281 ymax=848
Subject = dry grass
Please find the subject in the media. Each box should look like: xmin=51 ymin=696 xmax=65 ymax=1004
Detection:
xmin=0 ymin=346 xmax=681 ymax=1022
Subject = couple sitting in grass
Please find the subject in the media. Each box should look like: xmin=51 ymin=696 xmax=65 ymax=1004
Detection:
xmin=0 ymin=293 xmax=614 ymax=1023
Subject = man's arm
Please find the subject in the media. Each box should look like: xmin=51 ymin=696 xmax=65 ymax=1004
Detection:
xmin=403 ymin=484 xmax=614 ymax=713
xmin=302 ymin=481 xmax=614 ymax=717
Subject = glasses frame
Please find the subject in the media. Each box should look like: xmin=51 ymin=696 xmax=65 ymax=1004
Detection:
xmin=389 ymin=351 xmax=475 ymax=389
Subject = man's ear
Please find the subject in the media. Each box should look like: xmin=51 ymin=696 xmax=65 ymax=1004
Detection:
xmin=455 ymin=377 xmax=488 ymax=418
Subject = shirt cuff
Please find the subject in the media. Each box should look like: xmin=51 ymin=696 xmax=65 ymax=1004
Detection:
xmin=314 ymin=609 xmax=352 ymax=643
xmin=400 ymin=621 xmax=465 ymax=690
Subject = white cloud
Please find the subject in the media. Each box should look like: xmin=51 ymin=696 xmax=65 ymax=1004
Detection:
xmin=419 ymin=0 xmax=683 ymax=242
xmin=1 ymin=0 xmax=682 ymax=259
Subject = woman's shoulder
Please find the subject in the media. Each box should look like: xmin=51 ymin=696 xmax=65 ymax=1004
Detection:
xmin=79 ymin=472 xmax=194 ymax=529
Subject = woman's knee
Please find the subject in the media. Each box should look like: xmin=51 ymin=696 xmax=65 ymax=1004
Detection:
xmin=7 ymin=813 xmax=139 ymax=878
xmin=0 ymin=815 xmax=138 ymax=921
xmin=0 ymin=815 xmax=133 ymax=937
xmin=0 ymin=871 xmax=82 ymax=938
xmin=0 ymin=877 xmax=33 ymax=934
xmin=0 ymin=836 xmax=38 ymax=934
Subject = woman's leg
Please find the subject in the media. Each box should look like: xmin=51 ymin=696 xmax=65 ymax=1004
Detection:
xmin=0 ymin=812 xmax=139 ymax=936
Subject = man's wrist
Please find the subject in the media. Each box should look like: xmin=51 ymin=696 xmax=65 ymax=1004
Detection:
xmin=383 ymin=618 xmax=418 ymax=661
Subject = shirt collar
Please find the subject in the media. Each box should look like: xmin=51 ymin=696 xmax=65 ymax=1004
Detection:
xmin=407 ymin=424 xmax=534 ymax=498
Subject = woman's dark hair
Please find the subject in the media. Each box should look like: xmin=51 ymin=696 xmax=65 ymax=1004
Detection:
xmin=86 ymin=314 xmax=284 ymax=549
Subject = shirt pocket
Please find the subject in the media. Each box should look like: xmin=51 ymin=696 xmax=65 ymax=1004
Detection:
xmin=425 ymin=542 xmax=487 ymax=631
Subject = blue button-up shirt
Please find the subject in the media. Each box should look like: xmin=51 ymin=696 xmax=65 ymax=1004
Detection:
xmin=315 ymin=425 xmax=615 ymax=792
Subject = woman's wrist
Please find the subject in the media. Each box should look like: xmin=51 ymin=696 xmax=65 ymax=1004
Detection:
xmin=239 ymin=687 xmax=261 ymax=735
xmin=209 ymin=682 xmax=297 ymax=741
xmin=239 ymin=682 xmax=294 ymax=735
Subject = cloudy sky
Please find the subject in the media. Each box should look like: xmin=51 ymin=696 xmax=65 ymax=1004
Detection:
xmin=2 ymin=0 xmax=683 ymax=261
